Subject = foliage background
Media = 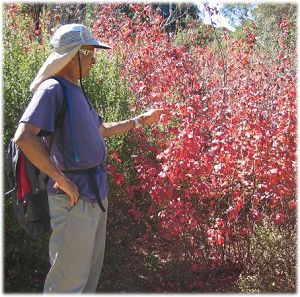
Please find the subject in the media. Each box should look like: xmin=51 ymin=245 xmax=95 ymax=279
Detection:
xmin=3 ymin=2 xmax=296 ymax=293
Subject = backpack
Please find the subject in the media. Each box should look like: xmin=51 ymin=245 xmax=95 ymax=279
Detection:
xmin=5 ymin=76 xmax=67 ymax=237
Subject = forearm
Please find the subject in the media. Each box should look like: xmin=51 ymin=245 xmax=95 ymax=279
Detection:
xmin=14 ymin=130 xmax=66 ymax=184
xmin=101 ymin=119 xmax=136 ymax=137
xmin=99 ymin=108 xmax=164 ymax=138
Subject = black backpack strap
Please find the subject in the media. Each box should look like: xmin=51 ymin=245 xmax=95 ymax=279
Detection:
xmin=50 ymin=76 xmax=80 ymax=163
xmin=46 ymin=76 xmax=68 ymax=169
xmin=49 ymin=76 xmax=67 ymax=130
xmin=88 ymin=167 xmax=106 ymax=212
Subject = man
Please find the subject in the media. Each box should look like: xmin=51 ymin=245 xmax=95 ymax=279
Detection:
xmin=14 ymin=24 xmax=163 ymax=293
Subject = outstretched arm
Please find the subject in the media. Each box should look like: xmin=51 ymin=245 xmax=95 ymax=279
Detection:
xmin=99 ymin=109 xmax=164 ymax=138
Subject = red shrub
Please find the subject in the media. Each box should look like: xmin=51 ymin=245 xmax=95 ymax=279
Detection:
xmin=93 ymin=3 xmax=296 ymax=280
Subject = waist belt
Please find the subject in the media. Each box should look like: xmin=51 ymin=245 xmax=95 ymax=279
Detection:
xmin=62 ymin=166 xmax=106 ymax=212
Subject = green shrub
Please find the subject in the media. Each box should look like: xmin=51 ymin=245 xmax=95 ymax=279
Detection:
xmin=173 ymin=23 xmax=224 ymax=48
xmin=3 ymin=11 xmax=51 ymax=145
xmin=236 ymin=219 xmax=296 ymax=293
xmin=3 ymin=8 xmax=52 ymax=292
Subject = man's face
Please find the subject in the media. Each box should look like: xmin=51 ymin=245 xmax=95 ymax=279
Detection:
xmin=75 ymin=45 xmax=96 ymax=78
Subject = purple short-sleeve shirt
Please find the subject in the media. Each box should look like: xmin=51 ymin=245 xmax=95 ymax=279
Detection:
xmin=20 ymin=77 xmax=109 ymax=202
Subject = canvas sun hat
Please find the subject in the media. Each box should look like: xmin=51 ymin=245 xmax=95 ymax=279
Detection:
xmin=30 ymin=24 xmax=111 ymax=92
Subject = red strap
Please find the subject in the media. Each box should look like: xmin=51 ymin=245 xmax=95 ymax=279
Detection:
xmin=16 ymin=153 xmax=32 ymax=200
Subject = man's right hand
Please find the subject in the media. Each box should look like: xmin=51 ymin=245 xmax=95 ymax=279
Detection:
xmin=53 ymin=177 xmax=80 ymax=207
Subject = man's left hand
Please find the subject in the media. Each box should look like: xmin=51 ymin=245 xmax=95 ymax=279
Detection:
xmin=137 ymin=109 xmax=165 ymax=125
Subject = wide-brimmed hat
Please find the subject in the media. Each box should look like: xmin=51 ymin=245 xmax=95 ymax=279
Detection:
xmin=30 ymin=23 xmax=111 ymax=92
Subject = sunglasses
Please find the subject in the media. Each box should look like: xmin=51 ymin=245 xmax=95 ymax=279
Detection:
xmin=79 ymin=49 xmax=96 ymax=59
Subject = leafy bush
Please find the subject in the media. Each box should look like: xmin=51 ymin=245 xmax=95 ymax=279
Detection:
xmin=252 ymin=4 xmax=297 ymax=60
xmin=3 ymin=3 xmax=297 ymax=293
xmin=236 ymin=219 xmax=296 ymax=293
xmin=174 ymin=23 xmax=215 ymax=47
xmin=3 ymin=6 xmax=51 ymax=145
xmin=93 ymin=4 xmax=296 ymax=291
xmin=3 ymin=6 xmax=52 ymax=292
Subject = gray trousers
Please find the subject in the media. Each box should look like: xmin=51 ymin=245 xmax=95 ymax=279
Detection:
xmin=44 ymin=194 xmax=108 ymax=293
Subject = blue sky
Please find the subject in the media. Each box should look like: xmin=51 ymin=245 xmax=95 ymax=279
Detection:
xmin=197 ymin=2 xmax=236 ymax=31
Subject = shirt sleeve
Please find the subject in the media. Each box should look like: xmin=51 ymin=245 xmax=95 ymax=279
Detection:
xmin=19 ymin=80 xmax=64 ymax=136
